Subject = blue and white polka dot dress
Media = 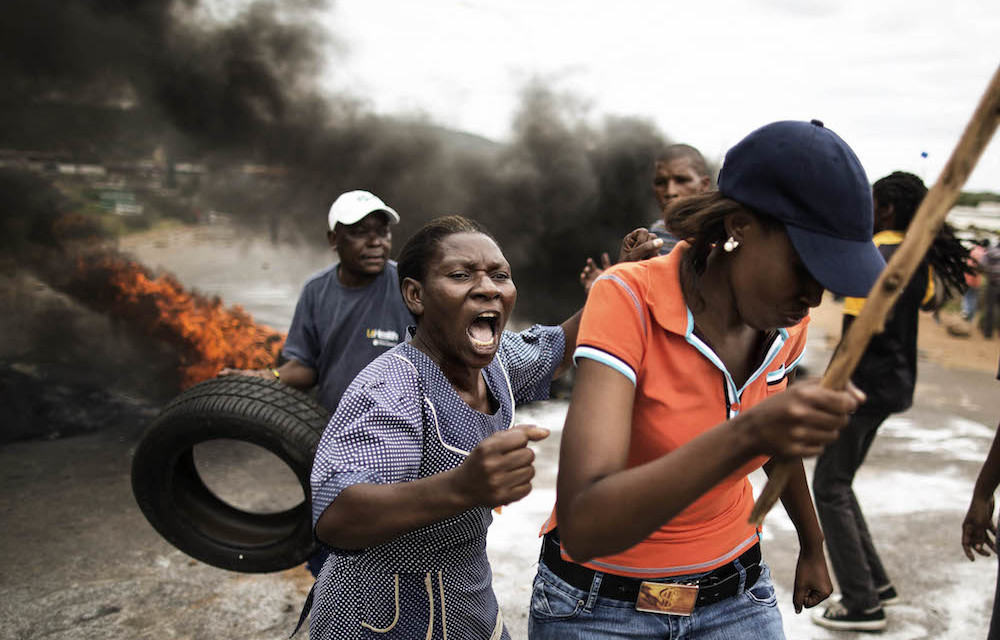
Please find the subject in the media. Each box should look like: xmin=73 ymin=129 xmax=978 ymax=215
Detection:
xmin=308 ymin=325 xmax=565 ymax=639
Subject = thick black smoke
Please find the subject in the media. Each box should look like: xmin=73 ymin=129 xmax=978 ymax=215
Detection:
xmin=1 ymin=0 xmax=329 ymax=153
xmin=460 ymin=85 xmax=669 ymax=317
xmin=1 ymin=0 xmax=677 ymax=324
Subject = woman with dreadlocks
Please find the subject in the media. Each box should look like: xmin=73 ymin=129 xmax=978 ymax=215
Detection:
xmin=811 ymin=171 xmax=973 ymax=632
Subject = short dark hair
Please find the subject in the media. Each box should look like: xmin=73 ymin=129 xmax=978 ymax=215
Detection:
xmin=655 ymin=144 xmax=710 ymax=179
xmin=872 ymin=171 xmax=927 ymax=230
xmin=397 ymin=215 xmax=497 ymax=286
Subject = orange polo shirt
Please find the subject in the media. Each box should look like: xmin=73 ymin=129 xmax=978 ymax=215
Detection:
xmin=541 ymin=242 xmax=809 ymax=578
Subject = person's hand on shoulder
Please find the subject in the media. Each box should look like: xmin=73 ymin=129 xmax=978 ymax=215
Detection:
xmin=618 ymin=228 xmax=663 ymax=263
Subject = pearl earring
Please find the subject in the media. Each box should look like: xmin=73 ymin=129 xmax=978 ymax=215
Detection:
xmin=723 ymin=237 xmax=740 ymax=253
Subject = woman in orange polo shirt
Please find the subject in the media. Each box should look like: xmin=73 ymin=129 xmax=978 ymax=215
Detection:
xmin=529 ymin=120 xmax=881 ymax=640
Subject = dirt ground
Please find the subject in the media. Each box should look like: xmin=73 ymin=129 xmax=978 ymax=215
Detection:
xmin=2 ymin=223 xmax=999 ymax=639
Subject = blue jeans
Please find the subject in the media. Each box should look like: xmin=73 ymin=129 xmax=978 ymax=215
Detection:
xmin=527 ymin=555 xmax=784 ymax=639
xmin=963 ymin=286 xmax=980 ymax=320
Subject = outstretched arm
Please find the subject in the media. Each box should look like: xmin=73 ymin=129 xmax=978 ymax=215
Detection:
xmin=218 ymin=358 xmax=317 ymax=389
xmin=580 ymin=253 xmax=612 ymax=294
xmin=963 ymin=419 xmax=1000 ymax=561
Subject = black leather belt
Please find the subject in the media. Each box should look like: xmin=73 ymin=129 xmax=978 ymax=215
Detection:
xmin=542 ymin=531 xmax=762 ymax=608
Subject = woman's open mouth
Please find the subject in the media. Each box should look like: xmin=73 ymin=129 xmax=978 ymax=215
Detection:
xmin=467 ymin=311 xmax=500 ymax=350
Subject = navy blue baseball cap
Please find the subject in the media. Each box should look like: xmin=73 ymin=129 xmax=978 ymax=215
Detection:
xmin=717 ymin=120 xmax=885 ymax=298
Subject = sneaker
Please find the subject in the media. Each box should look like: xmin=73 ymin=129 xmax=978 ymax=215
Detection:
xmin=812 ymin=601 xmax=887 ymax=632
xmin=877 ymin=583 xmax=901 ymax=606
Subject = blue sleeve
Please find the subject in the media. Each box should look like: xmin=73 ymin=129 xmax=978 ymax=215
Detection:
xmin=282 ymin=284 xmax=319 ymax=368
xmin=309 ymin=366 xmax=424 ymax=528
xmin=498 ymin=324 xmax=566 ymax=405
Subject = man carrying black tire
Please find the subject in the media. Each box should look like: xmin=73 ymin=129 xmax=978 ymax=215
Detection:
xmin=221 ymin=189 xmax=414 ymax=575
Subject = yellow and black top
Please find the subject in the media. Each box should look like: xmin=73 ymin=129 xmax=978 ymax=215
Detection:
xmin=841 ymin=230 xmax=935 ymax=413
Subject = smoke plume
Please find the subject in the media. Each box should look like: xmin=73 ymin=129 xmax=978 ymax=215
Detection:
xmin=1 ymin=0 xmax=681 ymax=411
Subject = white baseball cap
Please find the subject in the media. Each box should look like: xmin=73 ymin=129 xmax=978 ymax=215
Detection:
xmin=327 ymin=190 xmax=400 ymax=230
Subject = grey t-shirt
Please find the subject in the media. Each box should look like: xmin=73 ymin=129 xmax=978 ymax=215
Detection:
xmin=282 ymin=261 xmax=414 ymax=414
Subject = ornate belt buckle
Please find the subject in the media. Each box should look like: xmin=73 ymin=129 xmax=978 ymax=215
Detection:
xmin=635 ymin=581 xmax=699 ymax=616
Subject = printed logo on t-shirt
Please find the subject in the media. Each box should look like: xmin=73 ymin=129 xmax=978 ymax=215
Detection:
xmin=366 ymin=328 xmax=401 ymax=348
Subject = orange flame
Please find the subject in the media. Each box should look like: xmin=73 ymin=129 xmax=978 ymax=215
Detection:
xmin=71 ymin=252 xmax=285 ymax=389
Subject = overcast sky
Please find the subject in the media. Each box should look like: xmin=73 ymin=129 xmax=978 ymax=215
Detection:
xmin=319 ymin=0 xmax=999 ymax=193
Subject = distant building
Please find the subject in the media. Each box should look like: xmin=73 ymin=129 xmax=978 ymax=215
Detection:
xmin=100 ymin=189 xmax=144 ymax=216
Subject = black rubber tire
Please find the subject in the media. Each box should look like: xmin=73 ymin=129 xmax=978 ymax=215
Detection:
xmin=131 ymin=376 xmax=329 ymax=573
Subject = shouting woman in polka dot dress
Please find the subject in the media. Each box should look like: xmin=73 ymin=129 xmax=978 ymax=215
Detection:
xmin=303 ymin=215 xmax=582 ymax=639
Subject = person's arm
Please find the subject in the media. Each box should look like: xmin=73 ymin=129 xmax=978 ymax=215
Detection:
xmin=580 ymin=253 xmax=612 ymax=294
xmin=218 ymin=358 xmax=317 ymax=390
xmin=316 ymin=425 xmax=548 ymax=549
xmin=962 ymin=419 xmax=1000 ymax=561
xmin=554 ymin=310 xmax=583 ymax=379
xmin=579 ymin=230 xmax=666 ymax=295
xmin=556 ymin=359 xmax=863 ymax=563
xmin=618 ymin=227 xmax=664 ymax=262
xmin=765 ymin=458 xmax=832 ymax=612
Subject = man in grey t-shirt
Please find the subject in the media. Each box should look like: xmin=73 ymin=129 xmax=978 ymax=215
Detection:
xmin=279 ymin=190 xmax=414 ymax=412
xmin=222 ymin=190 xmax=413 ymax=411
xmin=219 ymin=190 xmax=414 ymax=575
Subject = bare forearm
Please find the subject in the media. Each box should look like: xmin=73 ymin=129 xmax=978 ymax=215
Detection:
xmin=555 ymin=310 xmax=583 ymax=378
xmin=218 ymin=359 xmax=317 ymax=389
xmin=558 ymin=420 xmax=756 ymax=562
xmin=275 ymin=359 xmax=317 ymax=389
xmin=315 ymin=470 xmax=469 ymax=550
xmin=974 ymin=420 xmax=1000 ymax=499
xmin=766 ymin=458 xmax=824 ymax=551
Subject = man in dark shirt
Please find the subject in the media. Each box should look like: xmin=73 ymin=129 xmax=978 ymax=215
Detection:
xmin=277 ymin=191 xmax=414 ymax=411
xmin=222 ymin=190 xmax=413 ymax=408
xmin=221 ymin=189 xmax=414 ymax=575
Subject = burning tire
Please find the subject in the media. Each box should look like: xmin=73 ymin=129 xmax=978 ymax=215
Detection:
xmin=131 ymin=375 xmax=329 ymax=573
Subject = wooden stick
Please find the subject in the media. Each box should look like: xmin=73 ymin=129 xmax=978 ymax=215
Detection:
xmin=749 ymin=63 xmax=1000 ymax=526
